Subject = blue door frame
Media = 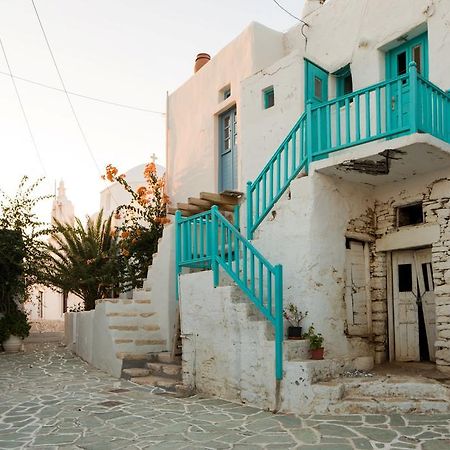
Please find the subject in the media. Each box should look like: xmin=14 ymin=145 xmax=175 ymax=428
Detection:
xmin=386 ymin=32 xmax=429 ymax=132
xmin=219 ymin=107 xmax=237 ymax=192
xmin=304 ymin=59 xmax=329 ymax=160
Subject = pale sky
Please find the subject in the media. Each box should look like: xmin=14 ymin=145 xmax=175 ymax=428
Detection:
xmin=0 ymin=0 xmax=303 ymax=220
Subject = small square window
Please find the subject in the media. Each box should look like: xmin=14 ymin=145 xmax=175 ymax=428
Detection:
xmin=219 ymin=85 xmax=231 ymax=102
xmin=397 ymin=202 xmax=423 ymax=227
xmin=314 ymin=77 xmax=322 ymax=100
xmin=263 ymin=86 xmax=274 ymax=109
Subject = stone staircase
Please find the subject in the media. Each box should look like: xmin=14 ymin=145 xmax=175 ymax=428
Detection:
xmin=103 ymin=291 xmax=166 ymax=361
xmin=121 ymin=352 xmax=182 ymax=392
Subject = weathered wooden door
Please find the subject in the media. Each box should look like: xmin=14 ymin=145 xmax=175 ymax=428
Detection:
xmin=392 ymin=248 xmax=435 ymax=361
xmin=415 ymin=248 xmax=436 ymax=361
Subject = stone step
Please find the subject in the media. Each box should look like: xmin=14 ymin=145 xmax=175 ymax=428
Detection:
xmin=149 ymin=352 xmax=182 ymax=365
xmin=147 ymin=362 xmax=182 ymax=379
xmin=328 ymin=396 xmax=450 ymax=414
xmin=343 ymin=377 xmax=450 ymax=400
xmin=121 ymin=367 xmax=150 ymax=379
xmin=130 ymin=375 xmax=179 ymax=391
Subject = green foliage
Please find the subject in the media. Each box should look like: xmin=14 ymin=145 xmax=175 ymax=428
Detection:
xmin=42 ymin=211 xmax=124 ymax=311
xmin=0 ymin=230 xmax=25 ymax=314
xmin=305 ymin=325 xmax=324 ymax=350
xmin=283 ymin=303 xmax=308 ymax=327
xmin=0 ymin=309 xmax=31 ymax=342
xmin=0 ymin=177 xmax=52 ymax=302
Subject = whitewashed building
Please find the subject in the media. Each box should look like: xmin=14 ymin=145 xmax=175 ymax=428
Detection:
xmin=67 ymin=0 xmax=450 ymax=413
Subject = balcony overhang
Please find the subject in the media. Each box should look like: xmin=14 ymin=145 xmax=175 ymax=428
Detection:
xmin=313 ymin=133 xmax=450 ymax=185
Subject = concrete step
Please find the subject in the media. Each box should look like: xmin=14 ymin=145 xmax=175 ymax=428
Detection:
xmin=343 ymin=377 xmax=449 ymax=400
xmin=147 ymin=362 xmax=182 ymax=379
xmin=122 ymin=367 xmax=150 ymax=379
xmin=24 ymin=332 xmax=64 ymax=344
xmin=328 ymin=396 xmax=450 ymax=414
xmin=130 ymin=375 xmax=179 ymax=391
xmin=149 ymin=352 xmax=182 ymax=365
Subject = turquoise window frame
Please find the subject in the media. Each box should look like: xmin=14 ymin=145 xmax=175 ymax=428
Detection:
xmin=263 ymin=86 xmax=275 ymax=109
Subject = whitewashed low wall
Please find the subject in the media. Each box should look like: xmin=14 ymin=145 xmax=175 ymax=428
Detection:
xmin=64 ymin=303 xmax=122 ymax=377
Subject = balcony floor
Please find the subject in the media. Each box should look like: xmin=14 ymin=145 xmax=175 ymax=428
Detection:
xmin=314 ymin=133 xmax=450 ymax=185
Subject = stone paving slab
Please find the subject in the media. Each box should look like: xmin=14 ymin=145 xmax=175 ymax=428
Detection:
xmin=1 ymin=344 xmax=450 ymax=449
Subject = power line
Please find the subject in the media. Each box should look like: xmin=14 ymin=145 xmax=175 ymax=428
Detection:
xmin=31 ymin=0 xmax=104 ymax=176
xmin=271 ymin=0 xmax=308 ymax=25
xmin=0 ymin=70 xmax=165 ymax=116
xmin=0 ymin=36 xmax=47 ymax=175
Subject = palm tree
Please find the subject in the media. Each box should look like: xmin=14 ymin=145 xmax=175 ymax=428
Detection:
xmin=43 ymin=211 xmax=123 ymax=311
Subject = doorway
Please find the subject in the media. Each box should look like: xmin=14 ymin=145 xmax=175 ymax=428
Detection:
xmin=218 ymin=107 xmax=237 ymax=192
xmin=391 ymin=248 xmax=436 ymax=362
xmin=385 ymin=32 xmax=428 ymax=132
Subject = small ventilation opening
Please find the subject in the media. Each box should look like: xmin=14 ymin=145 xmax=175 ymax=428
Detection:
xmin=397 ymin=202 xmax=423 ymax=227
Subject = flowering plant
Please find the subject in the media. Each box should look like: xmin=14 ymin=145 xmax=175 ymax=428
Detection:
xmin=104 ymin=161 xmax=170 ymax=290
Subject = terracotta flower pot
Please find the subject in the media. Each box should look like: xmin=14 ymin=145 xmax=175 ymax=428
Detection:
xmin=310 ymin=347 xmax=324 ymax=360
xmin=3 ymin=335 xmax=23 ymax=353
xmin=287 ymin=326 xmax=303 ymax=340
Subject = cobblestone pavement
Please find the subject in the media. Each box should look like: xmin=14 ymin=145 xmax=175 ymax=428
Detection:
xmin=1 ymin=345 xmax=450 ymax=449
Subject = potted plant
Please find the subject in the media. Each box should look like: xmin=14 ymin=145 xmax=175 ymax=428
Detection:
xmin=305 ymin=325 xmax=324 ymax=360
xmin=283 ymin=304 xmax=308 ymax=340
xmin=0 ymin=309 xmax=31 ymax=352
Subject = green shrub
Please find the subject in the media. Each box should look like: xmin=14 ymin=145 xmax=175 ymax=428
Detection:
xmin=0 ymin=309 xmax=30 ymax=342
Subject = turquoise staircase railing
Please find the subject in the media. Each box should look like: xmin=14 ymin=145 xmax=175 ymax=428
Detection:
xmin=175 ymin=61 xmax=449 ymax=381
xmin=175 ymin=206 xmax=283 ymax=380
xmin=246 ymin=62 xmax=450 ymax=239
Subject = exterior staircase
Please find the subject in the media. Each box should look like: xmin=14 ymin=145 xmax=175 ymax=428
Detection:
xmin=121 ymin=352 xmax=182 ymax=393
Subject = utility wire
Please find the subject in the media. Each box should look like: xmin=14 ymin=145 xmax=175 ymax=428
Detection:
xmin=271 ymin=0 xmax=308 ymax=25
xmin=31 ymin=0 xmax=102 ymax=176
xmin=0 ymin=70 xmax=165 ymax=116
xmin=0 ymin=36 xmax=47 ymax=175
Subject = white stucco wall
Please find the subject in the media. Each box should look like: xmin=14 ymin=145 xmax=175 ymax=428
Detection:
xmin=166 ymin=22 xmax=285 ymax=204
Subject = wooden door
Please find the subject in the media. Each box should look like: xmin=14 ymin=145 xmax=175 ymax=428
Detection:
xmin=392 ymin=251 xmax=420 ymax=361
xmin=219 ymin=107 xmax=237 ymax=192
xmin=415 ymin=248 xmax=436 ymax=361
xmin=386 ymin=32 xmax=428 ymax=132
xmin=305 ymin=59 xmax=328 ymax=159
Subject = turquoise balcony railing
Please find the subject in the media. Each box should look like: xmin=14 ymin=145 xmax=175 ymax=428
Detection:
xmin=247 ymin=62 xmax=450 ymax=239
xmin=175 ymin=206 xmax=284 ymax=380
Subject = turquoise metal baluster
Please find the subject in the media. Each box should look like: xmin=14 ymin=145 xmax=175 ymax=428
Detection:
xmin=397 ymin=79 xmax=403 ymax=129
xmin=262 ymin=173 xmax=267 ymax=215
xmin=267 ymin=268 xmax=272 ymax=315
xmin=306 ymin=100 xmax=313 ymax=171
xmin=250 ymin=253 xmax=255 ymax=297
xmin=193 ymin=218 xmax=198 ymax=260
xmin=276 ymin=152 xmax=281 ymax=193
xmin=211 ymin=207 xmax=219 ymax=287
xmin=365 ymin=91 xmax=371 ymax=139
xmin=292 ymin=129 xmax=297 ymax=175
xmin=386 ymin=81 xmax=392 ymax=132
xmin=259 ymin=261 xmax=264 ymax=307
xmin=326 ymin=104 xmax=331 ymax=149
xmin=345 ymin=98 xmax=351 ymax=144
xmin=409 ymin=62 xmax=418 ymax=133
xmin=246 ymin=181 xmax=253 ymax=240
xmin=336 ymin=101 xmax=341 ymax=148
xmin=355 ymin=94 xmax=361 ymax=142
xmin=274 ymin=264 xmax=283 ymax=380
xmin=284 ymin=143 xmax=289 ymax=183
xmin=269 ymin=163 xmax=274 ymax=204
xmin=376 ymin=87 xmax=381 ymax=135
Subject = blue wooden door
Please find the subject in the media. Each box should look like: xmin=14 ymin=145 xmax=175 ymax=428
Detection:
xmin=219 ymin=107 xmax=237 ymax=192
xmin=386 ymin=33 xmax=428 ymax=132
xmin=305 ymin=60 xmax=328 ymax=158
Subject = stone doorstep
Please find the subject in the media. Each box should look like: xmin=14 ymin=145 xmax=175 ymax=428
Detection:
xmin=130 ymin=375 xmax=179 ymax=391
xmin=149 ymin=352 xmax=182 ymax=365
xmin=121 ymin=367 xmax=150 ymax=379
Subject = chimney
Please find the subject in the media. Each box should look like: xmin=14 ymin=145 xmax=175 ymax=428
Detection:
xmin=194 ymin=53 xmax=211 ymax=73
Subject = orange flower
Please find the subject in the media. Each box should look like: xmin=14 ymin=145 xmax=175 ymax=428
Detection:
xmin=144 ymin=162 xmax=156 ymax=178
xmin=122 ymin=249 xmax=129 ymax=257
xmin=114 ymin=212 xmax=121 ymax=220
xmin=137 ymin=186 xmax=147 ymax=197
xmin=110 ymin=228 xmax=116 ymax=237
xmin=121 ymin=231 xmax=130 ymax=239
xmin=105 ymin=164 xmax=118 ymax=182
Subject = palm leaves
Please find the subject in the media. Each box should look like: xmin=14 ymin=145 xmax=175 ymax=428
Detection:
xmin=43 ymin=211 xmax=123 ymax=311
